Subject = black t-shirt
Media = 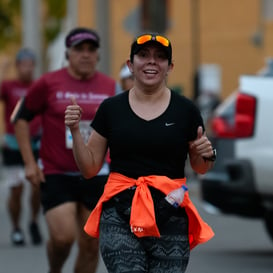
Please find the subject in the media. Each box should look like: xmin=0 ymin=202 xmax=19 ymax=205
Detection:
xmin=92 ymin=90 xmax=204 ymax=179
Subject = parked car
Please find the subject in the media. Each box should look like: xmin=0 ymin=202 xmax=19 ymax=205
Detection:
xmin=201 ymin=59 xmax=273 ymax=242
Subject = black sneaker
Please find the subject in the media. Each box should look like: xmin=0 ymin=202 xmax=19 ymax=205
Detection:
xmin=29 ymin=222 xmax=42 ymax=245
xmin=11 ymin=229 xmax=25 ymax=246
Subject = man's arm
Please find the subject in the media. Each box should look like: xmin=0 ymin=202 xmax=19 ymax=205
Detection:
xmin=12 ymin=100 xmax=45 ymax=185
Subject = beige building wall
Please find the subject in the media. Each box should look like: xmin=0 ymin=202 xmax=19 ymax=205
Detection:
xmin=264 ymin=21 xmax=273 ymax=57
xmin=76 ymin=0 xmax=272 ymax=99
xmin=77 ymin=0 xmax=95 ymax=27
xmin=2 ymin=0 xmax=273 ymax=136
xmin=109 ymin=0 xmax=140 ymax=80
xmin=199 ymin=0 xmax=264 ymax=98
xmin=167 ymin=0 xmax=193 ymax=98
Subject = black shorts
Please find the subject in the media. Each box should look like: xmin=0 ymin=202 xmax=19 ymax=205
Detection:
xmin=40 ymin=174 xmax=108 ymax=213
xmin=2 ymin=147 xmax=39 ymax=166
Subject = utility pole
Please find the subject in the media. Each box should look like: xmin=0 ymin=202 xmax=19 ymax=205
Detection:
xmin=142 ymin=0 xmax=167 ymax=33
xmin=65 ymin=0 xmax=78 ymax=31
xmin=95 ymin=0 xmax=110 ymax=74
xmin=21 ymin=0 xmax=42 ymax=77
xmin=191 ymin=0 xmax=200 ymax=100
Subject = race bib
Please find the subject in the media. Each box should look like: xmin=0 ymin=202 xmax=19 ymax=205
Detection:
xmin=65 ymin=120 xmax=92 ymax=149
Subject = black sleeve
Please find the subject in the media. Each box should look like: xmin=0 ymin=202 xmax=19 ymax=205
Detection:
xmin=188 ymin=103 xmax=205 ymax=141
xmin=91 ymin=99 xmax=109 ymax=138
xmin=10 ymin=97 xmax=36 ymax=123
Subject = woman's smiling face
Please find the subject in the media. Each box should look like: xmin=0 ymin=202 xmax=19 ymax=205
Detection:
xmin=129 ymin=43 xmax=173 ymax=89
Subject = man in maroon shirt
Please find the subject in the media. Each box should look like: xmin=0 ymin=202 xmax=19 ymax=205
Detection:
xmin=13 ymin=27 xmax=117 ymax=273
xmin=0 ymin=48 xmax=42 ymax=246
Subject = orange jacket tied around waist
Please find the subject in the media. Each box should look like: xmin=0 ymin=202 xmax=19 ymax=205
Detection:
xmin=84 ymin=172 xmax=214 ymax=250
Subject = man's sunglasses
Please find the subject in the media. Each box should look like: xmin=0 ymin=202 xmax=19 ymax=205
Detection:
xmin=136 ymin=34 xmax=170 ymax=47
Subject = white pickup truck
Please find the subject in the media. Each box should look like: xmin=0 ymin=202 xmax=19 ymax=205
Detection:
xmin=201 ymin=61 xmax=273 ymax=242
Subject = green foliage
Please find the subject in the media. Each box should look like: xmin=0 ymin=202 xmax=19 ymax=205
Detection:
xmin=44 ymin=0 xmax=67 ymax=45
xmin=0 ymin=0 xmax=21 ymax=49
xmin=47 ymin=0 xmax=66 ymax=18
xmin=0 ymin=0 xmax=67 ymax=50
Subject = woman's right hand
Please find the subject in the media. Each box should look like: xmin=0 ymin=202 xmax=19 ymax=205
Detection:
xmin=64 ymin=96 xmax=83 ymax=131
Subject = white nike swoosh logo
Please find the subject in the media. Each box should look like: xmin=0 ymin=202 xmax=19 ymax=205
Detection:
xmin=165 ymin=122 xmax=175 ymax=126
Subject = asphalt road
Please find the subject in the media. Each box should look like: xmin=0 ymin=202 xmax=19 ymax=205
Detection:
xmin=186 ymin=201 xmax=273 ymax=273
xmin=0 ymin=173 xmax=273 ymax=273
xmin=0 ymin=172 xmax=108 ymax=273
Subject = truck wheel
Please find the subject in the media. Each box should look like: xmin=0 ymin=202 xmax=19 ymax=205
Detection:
xmin=264 ymin=211 xmax=273 ymax=242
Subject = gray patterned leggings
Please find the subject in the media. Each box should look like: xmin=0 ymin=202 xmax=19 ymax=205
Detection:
xmin=99 ymin=205 xmax=190 ymax=273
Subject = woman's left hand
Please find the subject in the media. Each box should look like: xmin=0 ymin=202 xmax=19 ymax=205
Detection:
xmin=189 ymin=126 xmax=214 ymax=159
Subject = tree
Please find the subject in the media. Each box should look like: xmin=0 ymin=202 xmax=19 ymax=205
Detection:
xmin=141 ymin=0 xmax=168 ymax=33
xmin=0 ymin=0 xmax=66 ymax=51
xmin=44 ymin=0 xmax=67 ymax=47
xmin=0 ymin=0 xmax=21 ymax=49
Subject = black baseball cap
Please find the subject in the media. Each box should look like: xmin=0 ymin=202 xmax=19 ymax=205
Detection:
xmin=130 ymin=33 xmax=172 ymax=64
xmin=65 ymin=27 xmax=100 ymax=48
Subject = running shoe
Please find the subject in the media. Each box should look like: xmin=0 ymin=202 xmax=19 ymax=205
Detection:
xmin=29 ymin=222 xmax=42 ymax=245
xmin=11 ymin=229 xmax=25 ymax=246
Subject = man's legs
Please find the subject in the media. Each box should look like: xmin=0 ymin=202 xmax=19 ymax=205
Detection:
xmin=8 ymin=183 xmax=23 ymax=230
xmin=29 ymin=183 xmax=42 ymax=244
xmin=74 ymin=203 xmax=99 ymax=273
xmin=73 ymin=174 xmax=108 ymax=273
xmin=45 ymin=202 xmax=77 ymax=273
xmin=8 ymin=183 xmax=25 ymax=245
xmin=41 ymin=173 xmax=105 ymax=273
xmin=30 ymin=184 xmax=41 ymax=222
xmin=5 ymin=166 xmax=26 ymax=245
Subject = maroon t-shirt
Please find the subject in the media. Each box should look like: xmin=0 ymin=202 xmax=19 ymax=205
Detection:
xmin=24 ymin=68 xmax=116 ymax=175
xmin=0 ymin=79 xmax=41 ymax=136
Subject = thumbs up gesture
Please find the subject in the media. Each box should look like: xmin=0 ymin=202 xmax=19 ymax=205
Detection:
xmin=189 ymin=126 xmax=213 ymax=159
xmin=64 ymin=96 xmax=83 ymax=130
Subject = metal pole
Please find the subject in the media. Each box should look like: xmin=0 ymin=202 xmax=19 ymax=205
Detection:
xmin=148 ymin=0 xmax=167 ymax=33
xmin=191 ymin=0 xmax=200 ymax=100
xmin=95 ymin=0 xmax=110 ymax=74
xmin=21 ymin=0 xmax=42 ymax=77
xmin=65 ymin=0 xmax=78 ymax=31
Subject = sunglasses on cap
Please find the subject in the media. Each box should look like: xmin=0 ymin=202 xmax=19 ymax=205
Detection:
xmin=136 ymin=34 xmax=170 ymax=47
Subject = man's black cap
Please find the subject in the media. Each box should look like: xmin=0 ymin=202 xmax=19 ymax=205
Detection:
xmin=65 ymin=27 xmax=100 ymax=48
